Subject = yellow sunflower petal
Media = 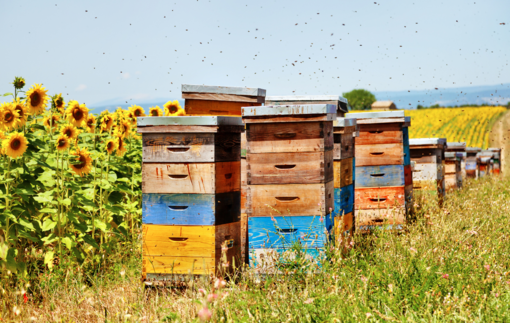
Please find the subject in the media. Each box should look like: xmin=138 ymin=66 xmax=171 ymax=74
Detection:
xmin=128 ymin=105 xmax=145 ymax=118
xmin=26 ymin=84 xmax=49 ymax=115
xmin=55 ymin=134 xmax=70 ymax=151
xmin=149 ymin=106 xmax=163 ymax=117
xmin=0 ymin=102 xmax=20 ymax=131
xmin=2 ymin=132 xmax=28 ymax=159
xmin=69 ymin=147 xmax=93 ymax=176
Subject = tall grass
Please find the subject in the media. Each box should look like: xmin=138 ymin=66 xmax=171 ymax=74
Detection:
xmin=2 ymin=175 xmax=510 ymax=322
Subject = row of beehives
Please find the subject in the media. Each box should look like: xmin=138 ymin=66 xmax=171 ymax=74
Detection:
xmin=138 ymin=84 xmax=502 ymax=280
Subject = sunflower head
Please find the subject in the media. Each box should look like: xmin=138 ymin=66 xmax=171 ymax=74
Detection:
xmin=55 ymin=134 xmax=70 ymax=151
xmin=43 ymin=115 xmax=60 ymax=130
xmin=66 ymin=100 xmax=89 ymax=127
xmin=105 ymin=138 xmax=118 ymax=155
xmin=149 ymin=106 xmax=163 ymax=117
xmin=52 ymin=93 xmax=66 ymax=114
xmin=2 ymin=132 xmax=28 ymax=159
xmin=60 ymin=124 xmax=79 ymax=140
xmin=116 ymin=120 xmax=132 ymax=139
xmin=26 ymin=84 xmax=49 ymax=115
xmin=69 ymin=147 xmax=93 ymax=177
xmin=116 ymin=136 xmax=127 ymax=157
xmin=128 ymin=105 xmax=145 ymax=118
xmin=0 ymin=102 xmax=20 ymax=131
xmin=12 ymin=99 xmax=28 ymax=127
xmin=86 ymin=115 xmax=96 ymax=133
xmin=12 ymin=76 xmax=26 ymax=90
xmin=100 ymin=111 xmax=115 ymax=132
xmin=163 ymin=100 xmax=185 ymax=116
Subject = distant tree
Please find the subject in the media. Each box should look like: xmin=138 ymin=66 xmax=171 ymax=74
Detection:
xmin=417 ymin=104 xmax=425 ymax=109
xmin=342 ymin=89 xmax=376 ymax=110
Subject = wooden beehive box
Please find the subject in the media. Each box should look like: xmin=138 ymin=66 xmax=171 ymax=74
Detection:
xmin=465 ymin=147 xmax=481 ymax=178
xmin=409 ymin=138 xmax=446 ymax=201
xmin=242 ymin=104 xmax=336 ymax=272
xmin=346 ymin=111 xmax=412 ymax=232
xmin=444 ymin=152 xmax=463 ymax=190
xmin=137 ymin=116 xmax=244 ymax=280
xmin=182 ymin=84 xmax=265 ymax=117
xmin=266 ymin=95 xmax=349 ymax=118
xmin=488 ymin=148 xmax=502 ymax=174
xmin=477 ymin=151 xmax=494 ymax=177
xmin=446 ymin=142 xmax=466 ymax=180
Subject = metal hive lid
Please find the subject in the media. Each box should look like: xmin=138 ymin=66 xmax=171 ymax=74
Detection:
xmin=446 ymin=142 xmax=466 ymax=150
xmin=241 ymin=104 xmax=336 ymax=117
xmin=333 ymin=118 xmax=357 ymax=127
xmin=409 ymin=138 xmax=447 ymax=146
xmin=137 ymin=116 xmax=244 ymax=127
xmin=346 ymin=110 xmax=405 ymax=119
xmin=181 ymin=84 xmax=266 ymax=97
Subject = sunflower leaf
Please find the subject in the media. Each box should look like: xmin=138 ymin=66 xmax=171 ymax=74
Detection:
xmin=41 ymin=219 xmax=57 ymax=231
xmin=2 ymin=92 xmax=13 ymax=97
xmin=44 ymin=251 xmax=54 ymax=269
xmin=81 ymin=235 xmax=100 ymax=250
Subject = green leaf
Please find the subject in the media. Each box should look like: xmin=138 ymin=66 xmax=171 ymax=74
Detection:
xmin=59 ymin=198 xmax=71 ymax=206
xmin=61 ymin=237 xmax=73 ymax=250
xmin=34 ymin=190 xmax=55 ymax=203
xmin=76 ymin=188 xmax=94 ymax=200
xmin=6 ymin=249 xmax=18 ymax=273
xmin=39 ymin=208 xmax=57 ymax=214
xmin=108 ymin=191 xmax=124 ymax=204
xmin=44 ymin=251 xmax=54 ymax=269
xmin=18 ymin=218 xmax=35 ymax=230
xmin=108 ymin=171 xmax=117 ymax=182
xmin=82 ymin=235 xmax=100 ymax=250
xmin=3 ymin=92 xmax=13 ymax=97
xmin=41 ymin=219 xmax=57 ymax=231
xmin=94 ymin=219 xmax=107 ymax=232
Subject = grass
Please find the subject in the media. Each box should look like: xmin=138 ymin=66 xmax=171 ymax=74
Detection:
xmin=2 ymin=175 xmax=510 ymax=322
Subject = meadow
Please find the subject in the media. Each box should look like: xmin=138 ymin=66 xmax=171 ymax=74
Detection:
xmin=1 ymin=79 xmax=510 ymax=322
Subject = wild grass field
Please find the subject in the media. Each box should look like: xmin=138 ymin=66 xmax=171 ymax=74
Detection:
xmin=1 ymin=175 xmax=509 ymax=322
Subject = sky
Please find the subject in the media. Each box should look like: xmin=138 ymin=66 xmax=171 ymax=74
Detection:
xmin=1 ymin=0 xmax=509 ymax=109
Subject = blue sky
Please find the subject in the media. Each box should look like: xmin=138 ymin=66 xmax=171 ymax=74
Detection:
xmin=1 ymin=0 xmax=509 ymax=109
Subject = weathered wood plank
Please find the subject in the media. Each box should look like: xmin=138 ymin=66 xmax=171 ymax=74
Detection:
xmin=355 ymin=208 xmax=406 ymax=232
xmin=444 ymin=174 xmax=457 ymax=190
xmin=182 ymin=84 xmax=266 ymax=97
xmin=242 ymin=114 xmax=335 ymax=124
xmin=138 ymin=125 xmax=245 ymax=134
xmin=248 ymin=248 xmax=325 ymax=274
xmin=246 ymin=182 xmax=334 ymax=217
xmin=355 ymin=165 xmax=405 ymax=188
xmin=142 ymin=162 xmax=240 ymax=194
xmin=240 ymin=213 xmax=248 ymax=265
xmin=356 ymin=125 xmax=403 ymax=145
xmin=355 ymin=143 xmax=404 ymax=166
xmin=413 ymin=163 xmax=444 ymax=181
xmin=142 ymin=193 xmax=240 ymax=225
xmin=355 ymin=186 xmax=406 ymax=210
xmin=185 ymin=99 xmax=260 ymax=116
xmin=333 ymin=185 xmax=354 ymax=217
xmin=246 ymin=122 xmax=333 ymax=153
xmin=248 ymin=216 xmax=330 ymax=249
xmin=247 ymin=151 xmax=334 ymax=185
xmin=183 ymin=92 xmax=265 ymax=103
xmin=405 ymin=165 xmax=413 ymax=186
xmin=333 ymin=133 xmax=354 ymax=160
xmin=444 ymin=162 xmax=457 ymax=174
xmin=334 ymin=158 xmax=354 ymax=188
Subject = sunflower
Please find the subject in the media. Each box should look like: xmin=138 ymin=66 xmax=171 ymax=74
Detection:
xmin=116 ymin=135 xmax=127 ymax=157
xmin=149 ymin=106 xmax=163 ymax=116
xmin=105 ymin=138 xmax=118 ymax=155
xmin=55 ymin=134 xmax=70 ymax=151
xmin=2 ymin=132 xmax=28 ymax=159
xmin=0 ymin=102 xmax=20 ymax=131
xmin=66 ymin=100 xmax=89 ymax=127
xmin=26 ymin=83 xmax=49 ymax=115
xmin=43 ymin=115 xmax=60 ymax=130
xmin=128 ymin=105 xmax=145 ymax=118
xmin=116 ymin=119 xmax=132 ymax=139
xmin=69 ymin=147 xmax=93 ymax=176
xmin=53 ymin=93 xmax=66 ymax=114
xmin=99 ymin=110 xmax=115 ymax=132
xmin=12 ymin=99 xmax=28 ymax=128
xmin=163 ymin=100 xmax=185 ymax=116
xmin=13 ymin=76 xmax=26 ymax=90
xmin=85 ymin=115 xmax=96 ymax=133
xmin=60 ymin=124 xmax=79 ymax=140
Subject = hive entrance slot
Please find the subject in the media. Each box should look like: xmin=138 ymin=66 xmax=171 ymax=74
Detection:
xmin=167 ymin=147 xmax=190 ymax=153
xmin=169 ymin=237 xmax=189 ymax=242
xmin=369 ymin=198 xmax=387 ymax=202
xmin=277 ymin=228 xmax=297 ymax=234
xmin=370 ymin=152 xmax=384 ymax=156
xmin=224 ymin=173 xmax=233 ymax=179
xmin=369 ymin=131 xmax=384 ymax=134
xmin=275 ymin=197 xmax=299 ymax=202
xmin=168 ymin=174 xmax=189 ymax=179
xmin=373 ymin=219 xmax=384 ymax=223
xmin=274 ymin=165 xmax=296 ymax=170
xmin=370 ymin=173 xmax=385 ymax=177
xmin=168 ymin=206 xmax=188 ymax=210
xmin=274 ymin=132 xmax=296 ymax=139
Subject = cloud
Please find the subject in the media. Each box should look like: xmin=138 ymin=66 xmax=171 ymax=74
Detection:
xmin=76 ymin=84 xmax=87 ymax=91
xmin=122 ymin=72 xmax=130 ymax=79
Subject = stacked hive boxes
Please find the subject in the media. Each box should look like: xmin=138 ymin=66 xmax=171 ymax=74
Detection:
xmin=138 ymin=116 xmax=244 ymax=280
xmin=242 ymin=104 xmax=336 ymax=273
xmin=477 ymin=150 xmax=494 ymax=177
xmin=346 ymin=111 xmax=412 ymax=232
xmin=465 ymin=147 xmax=481 ymax=178
xmin=444 ymin=152 xmax=463 ymax=190
xmin=488 ymin=148 xmax=502 ymax=174
xmin=181 ymin=84 xmax=267 ymax=266
xmin=265 ymin=95 xmax=349 ymax=118
xmin=409 ymin=138 xmax=446 ymax=204
xmin=332 ymin=118 xmax=357 ymax=244
xmin=446 ymin=142 xmax=467 ymax=181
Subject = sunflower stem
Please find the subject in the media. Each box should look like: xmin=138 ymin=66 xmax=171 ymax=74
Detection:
xmin=3 ymin=158 xmax=12 ymax=247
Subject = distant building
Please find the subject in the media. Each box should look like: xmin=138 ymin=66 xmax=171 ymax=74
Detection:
xmin=371 ymin=101 xmax=397 ymax=110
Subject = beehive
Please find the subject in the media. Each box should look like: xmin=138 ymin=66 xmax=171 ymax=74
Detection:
xmin=446 ymin=142 xmax=466 ymax=180
xmin=488 ymin=148 xmax=502 ymax=174
xmin=410 ymin=138 xmax=446 ymax=195
xmin=346 ymin=111 xmax=412 ymax=232
xmin=138 ymin=116 xmax=244 ymax=280
xmin=477 ymin=150 xmax=495 ymax=177
xmin=444 ymin=152 xmax=463 ymax=190
xmin=242 ymin=104 xmax=336 ymax=273
xmin=182 ymin=84 xmax=266 ymax=116
xmin=265 ymin=95 xmax=349 ymax=118
xmin=466 ymin=147 xmax=481 ymax=178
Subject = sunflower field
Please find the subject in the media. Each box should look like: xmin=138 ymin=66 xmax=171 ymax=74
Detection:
xmin=405 ymin=106 xmax=507 ymax=148
xmin=0 ymin=77 xmax=184 ymax=277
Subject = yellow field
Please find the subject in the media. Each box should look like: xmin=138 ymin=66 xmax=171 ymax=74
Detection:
xmin=404 ymin=107 xmax=507 ymax=149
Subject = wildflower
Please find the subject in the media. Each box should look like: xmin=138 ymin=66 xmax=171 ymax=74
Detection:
xmin=2 ymin=132 xmax=28 ymax=159
xmin=12 ymin=98 xmax=28 ymax=128
xmin=128 ymin=105 xmax=145 ymax=118
xmin=13 ymin=306 xmax=20 ymax=316
xmin=13 ymin=76 xmax=26 ymax=89
xmin=366 ymin=313 xmax=372 ymax=319
xmin=23 ymin=292 xmax=28 ymax=303
xmin=409 ymin=247 xmax=417 ymax=253
xmin=105 ymin=138 xmax=118 ymax=155
xmin=0 ymin=102 xmax=20 ymax=131
xmin=214 ymin=278 xmax=226 ymax=289
xmin=86 ymin=115 xmax=96 ymax=133
xmin=60 ymin=124 xmax=79 ymax=140
xmin=43 ymin=115 xmax=60 ymax=130
xmin=495 ymin=293 xmax=499 ymax=297
xmin=304 ymin=298 xmax=313 ymax=304
xmin=442 ymin=274 xmax=449 ymax=279
xmin=120 ymin=269 xmax=125 ymax=277
xmin=66 ymin=100 xmax=89 ymax=127
xmin=198 ymin=288 xmax=206 ymax=296
xmin=319 ymin=216 xmax=324 ymax=223
xmin=388 ymin=284 xmax=394 ymax=293
xmin=198 ymin=305 xmax=212 ymax=322
xmin=222 ymin=262 xmax=230 ymax=268
xmin=484 ymin=265 xmax=490 ymax=271
xmin=69 ymin=147 xmax=93 ymax=176
xmin=360 ymin=276 xmax=368 ymax=283
xmin=26 ymin=83 xmax=49 ymax=115
xmin=149 ymin=106 xmax=163 ymax=116
xmin=164 ymin=100 xmax=185 ymax=116
xmin=55 ymin=134 xmax=70 ymax=151
xmin=207 ymin=293 xmax=218 ymax=302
